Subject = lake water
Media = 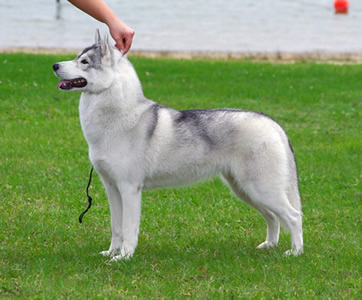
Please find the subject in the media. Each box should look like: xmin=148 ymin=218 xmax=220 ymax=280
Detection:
xmin=1 ymin=0 xmax=362 ymax=53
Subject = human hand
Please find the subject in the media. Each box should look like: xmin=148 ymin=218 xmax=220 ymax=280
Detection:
xmin=107 ymin=18 xmax=135 ymax=54
xmin=68 ymin=1 xmax=135 ymax=54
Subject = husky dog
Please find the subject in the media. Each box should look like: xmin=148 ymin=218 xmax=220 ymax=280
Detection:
xmin=53 ymin=30 xmax=303 ymax=261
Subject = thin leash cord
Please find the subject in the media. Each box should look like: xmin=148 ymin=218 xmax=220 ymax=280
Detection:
xmin=79 ymin=166 xmax=94 ymax=224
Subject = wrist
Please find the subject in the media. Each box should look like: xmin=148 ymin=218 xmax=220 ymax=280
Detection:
xmin=103 ymin=11 xmax=119 ymax=27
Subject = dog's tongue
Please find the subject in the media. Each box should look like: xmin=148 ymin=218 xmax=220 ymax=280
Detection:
xmin=57 ymin=78 xmax=87 ymax=90
xmin=57 ymin=80 xmax=73 ymax=90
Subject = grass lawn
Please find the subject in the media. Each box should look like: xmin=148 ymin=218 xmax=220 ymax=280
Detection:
xmin=0 ymin=53 xmax=360 ymax=298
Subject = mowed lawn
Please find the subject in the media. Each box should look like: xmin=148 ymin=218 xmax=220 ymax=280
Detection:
xmin=0 ymin=53 xmax=360 ymax=298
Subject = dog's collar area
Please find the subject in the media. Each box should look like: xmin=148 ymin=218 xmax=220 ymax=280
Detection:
xmin=57 ymin=78 xmax=87 ymax=90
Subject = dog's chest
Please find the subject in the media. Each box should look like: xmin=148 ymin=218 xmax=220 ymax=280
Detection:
xmin=79 ymin=94 xmax=121 ymax=146
xmin=78 ymin=94 xmax=147 ymax=156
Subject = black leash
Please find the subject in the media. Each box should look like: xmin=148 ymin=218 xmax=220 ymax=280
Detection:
xmin=79 ymin=166 xmax=94 ymax=224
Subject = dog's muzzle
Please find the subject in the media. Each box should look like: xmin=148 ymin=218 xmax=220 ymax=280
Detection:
xmin=53 ymin=63 xmax=88 ymax=90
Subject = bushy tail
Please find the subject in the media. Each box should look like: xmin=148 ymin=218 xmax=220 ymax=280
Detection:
xmin=287 ymin=142 xmax=302 ymax=213
xmin=288 ymin=177 xmax=302 ymax=212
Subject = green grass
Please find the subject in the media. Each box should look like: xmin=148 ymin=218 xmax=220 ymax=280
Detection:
xmin=0 ymin=53 xmax=360 ymax=298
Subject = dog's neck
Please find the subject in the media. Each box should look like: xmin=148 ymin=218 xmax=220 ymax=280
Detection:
xmin=79 ymin=57 xmax=151 ymax=132
xmin=85 ymin=56 xmax=145 ymax=105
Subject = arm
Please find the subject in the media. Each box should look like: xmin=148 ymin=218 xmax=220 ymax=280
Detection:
xmin=68 ymin=0 xmax=135 ymax=54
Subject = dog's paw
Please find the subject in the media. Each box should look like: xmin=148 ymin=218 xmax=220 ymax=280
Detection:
xmin=109 ymin=244 xmax=134 ymax=261
xmin=284 ymin=248 xmax=304 ymax=257
xmin=100 ymin=250 xmax=113 ymax=257
xmin=256 ymin=241 xmax=278 ymax=249
xmin=100 ymin=247 xmax=121 ymax=257
xmin=110 ymin=253 xmax=131 ymax=262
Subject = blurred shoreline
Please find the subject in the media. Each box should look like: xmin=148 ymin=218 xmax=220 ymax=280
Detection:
xmin=1 ymin=47 xmax=362 ymax=63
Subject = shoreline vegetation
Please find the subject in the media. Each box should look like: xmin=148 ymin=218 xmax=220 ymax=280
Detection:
xmin=1 ymin=47 xmax=362 ymax=63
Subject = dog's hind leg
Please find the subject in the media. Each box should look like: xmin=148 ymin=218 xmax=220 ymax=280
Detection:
xmin=255 ymin=208 xmax=280 ymax=250
xmin=241 ymin=178 xmax=303 ymax=256
xmin=222 ymin=173 xmax=280 ymax=250
xmin=264 ymin=198 xmax=303 ymax=256
xmin=110 ymin=182 xmax=142 ymax=261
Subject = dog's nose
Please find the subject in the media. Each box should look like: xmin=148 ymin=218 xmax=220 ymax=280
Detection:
xmin=53 ymin=63 xmax=60 ymax=72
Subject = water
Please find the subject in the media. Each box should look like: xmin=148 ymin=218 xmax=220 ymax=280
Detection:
xmin=1 ymin=0 xmax=362 ymax=53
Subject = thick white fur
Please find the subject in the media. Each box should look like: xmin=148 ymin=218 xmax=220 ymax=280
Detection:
xmin=54 ymin=31 xmax=303 ymax=261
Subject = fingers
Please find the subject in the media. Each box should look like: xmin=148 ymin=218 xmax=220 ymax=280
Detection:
xmin=114 ymin=40 xmax=125 ymax=53
xmin=123 ymin=32 xmax=134 ymax=54
xmin=113 ymin=29 xmax=135 ymax=55
xmin=107 ymin=18 xmax=135 ymax=54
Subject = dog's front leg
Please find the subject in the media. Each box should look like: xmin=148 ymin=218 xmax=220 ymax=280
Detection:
xmin=110 ymin=182 xmax=142 ymax=261
xmin=100 ymin=180 xmax=124 ymax=257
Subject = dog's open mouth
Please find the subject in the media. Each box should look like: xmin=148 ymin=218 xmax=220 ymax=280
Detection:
xmin=57 ymin=78 xmax=87 ymax=90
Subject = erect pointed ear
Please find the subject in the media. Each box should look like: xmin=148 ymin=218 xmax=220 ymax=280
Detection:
xmin=101 ymin=32 xmax=113 ymax=57
xmin=95 ymin=29 xmax=102 ymax=45
xmin=101 ymin=33 xmax=109 ymax=56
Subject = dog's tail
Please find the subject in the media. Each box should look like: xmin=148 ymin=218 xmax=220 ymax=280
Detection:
xmin=287 ymin=141 xmax=302 ymax=213
xmin=288 ymin=176 xmax=301 ymax=212
xmin=273 ymin=139 xmax=302 ymax=233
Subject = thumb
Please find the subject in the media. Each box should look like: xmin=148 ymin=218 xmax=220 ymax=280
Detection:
xmin=115 ymin=39 xmax=125 ymax=52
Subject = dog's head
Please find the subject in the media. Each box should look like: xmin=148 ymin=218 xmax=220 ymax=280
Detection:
xmin=53 ymin=29 xmax=119 ymax=93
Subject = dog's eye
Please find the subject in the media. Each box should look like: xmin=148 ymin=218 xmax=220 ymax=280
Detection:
xmin=81 ymin=59 xmax=89 ymax=65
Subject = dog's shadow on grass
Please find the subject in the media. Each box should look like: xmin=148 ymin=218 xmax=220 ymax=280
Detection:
xmin=128 ymin=233 xmax=286 ymax=267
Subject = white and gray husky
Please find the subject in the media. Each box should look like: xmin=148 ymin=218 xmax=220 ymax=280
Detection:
xmin=53 ymin=30 xmax=303 ymax=261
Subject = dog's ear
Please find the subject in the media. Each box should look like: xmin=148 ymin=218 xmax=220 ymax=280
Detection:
xmin=95 ymin=29 xmax=102 ymax=45
xmin=102 ymin=33 xmax=115 ymax=59
xmin=101 ymin=33 xmax=111 ymax=57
